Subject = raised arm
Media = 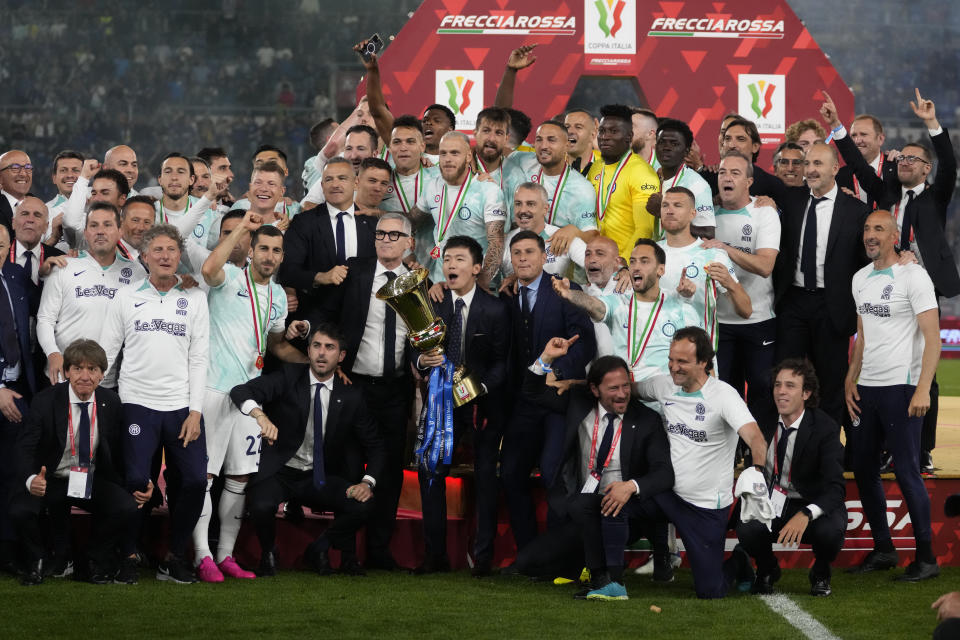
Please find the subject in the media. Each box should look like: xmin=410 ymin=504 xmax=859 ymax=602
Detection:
xmin=353 ymin=40 xmax=395 ymax=146
xmin=551 ymin=275 xmax=606 ymax=322
xmin=493 ymin=45 xmax=538 ymax=108
xmin=201 ymin=209 xmax=260 ymax=287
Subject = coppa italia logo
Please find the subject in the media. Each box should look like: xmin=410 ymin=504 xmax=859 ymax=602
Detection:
xmin=435 ymin=70 xmax=483 ymax=130
xmin=747 ymin=79 xmax=776 ymax=119
xmin=584 ymin=0 xmax=636 ymax=55
xmin=594 ymin=0 xmax=626 ymax=38
xmin=737 ymin=74 xmax=786 ymax=141
xmin=444 ymin=75 xmax=474 ymax=115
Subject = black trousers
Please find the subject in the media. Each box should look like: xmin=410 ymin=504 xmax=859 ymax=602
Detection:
xmin=353 ymin=374 xmax=413 ymax=557
xmin=247 ymin=466 xmax=375 ymax=555
xmin=500 ymin=397 xmax=567 ymax=551
xmin=718 ymin=319 xmax=778 ymax=430
xmin=419 ymin=401 xmax=503 ymax=562
xmin=10 ymin=474 xmax=140 ymax=566
xmin=736 ymin=498 xmax=846 ymax=577
xmin=776 ymin=288 xmax=850 ymax=424
xmin=0 ymin=390 xmax=31 ymax=546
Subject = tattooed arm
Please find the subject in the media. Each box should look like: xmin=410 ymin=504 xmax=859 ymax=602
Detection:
xmin=480 ymin=220 xmax=505 ymax=288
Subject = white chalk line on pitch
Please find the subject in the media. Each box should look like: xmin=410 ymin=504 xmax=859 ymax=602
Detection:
xmin=759 ymin=593 xmax=841 ymax=640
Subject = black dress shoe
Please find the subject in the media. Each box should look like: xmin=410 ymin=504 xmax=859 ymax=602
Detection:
xmin=88 ymin=561 xmax=115 ymax=585
xmin=499 ymin=562 xmax=521 ymax=577
xmin=573 ymin=583 xmax=596 ymax=600
xmin=305 ymin=541 xmax=334 ymax=576
xmin=471 ymin=559 xmax=494 ymax=578
xmin=366 ymin=552 xmax=397 ymax=572
xmin=20 ymin=560 xmax=43 ymax=586
xmin=848 ymin=549 xmax=899 ymax=574
xmin=412 ymin=555 xmax=450 ymax=575
xmin=809 ymin=575 xmax=832 ymax=596
xmin=257 ymin=550 xmax=278 ymax=577
xmin=751 ymin=565 xmax=781 ymax=594
xmin=652 ymin=553 xmax=676 ymax=583
xmin=115 ymin=557 xmax=140 ymax=585
xmin=339 ymin=554 xmax=366 ymax=576
xmin=896 ymin=560 xmax=940 ymax=582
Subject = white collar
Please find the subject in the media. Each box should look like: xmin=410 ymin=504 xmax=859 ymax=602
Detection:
xmin=2 ymin=190 xmax=20 ymax=209
xmin=809 ymin=182 xmax=839 ymax=203
xmin=778 ymin=409 xmax=805 ymax=432
xmin=595 ymin=402 xmax=625 ymax=423
xmin=375 ymin=260 xmax=407 ymax=278
xmin=68 ymin=384 xmax=96 ymax=405
xmin=902 ymin=183 xmax=926 ymax=199
xmin=309 ymin=369 xmax=334 ymax=389
xmin=16 ymin=240 xmax=40 ymax=258
xmin=328 ymin=204 xmax=355 ymax=217
xmin=452 ymin=283 xmax=477 ymax=309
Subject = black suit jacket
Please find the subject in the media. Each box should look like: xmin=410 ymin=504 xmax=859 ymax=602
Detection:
xmin=701 ymin=164 xmax=789 ymax=211
xmin=835 ymin=129 xmax=960 ymax=297
xmin=836 ymin=151 xmax=899 ymax=202
xmin=503 ymin=272 xmax=596 ymax=385
xmin=773 ymin=186 xmax=870 ymax=335
xmin=0 ymin=196 xmax=14 ymax=246
xmin=230 ymin=363 xmax=385 ymax=486
xmin=2 ymin=260 xmax=38 ymax=392
xmin=15 ymin=383 xmax=126 ymax=488
xmin=767 ymin=408 xmax=846 ymax=517
xmin=277 ymin=204 xmax=376 ymax=324
xmin=522 ymin=369 xmax=673 ymax=504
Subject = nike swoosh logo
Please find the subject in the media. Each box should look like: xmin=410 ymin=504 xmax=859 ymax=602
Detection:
xmin=762 ymin=340 xmax=775 ymax=346
xmin=73 ymin=271 xmax=86 ymax=276
xmin=134 ymin=301 xmax=147 ymax=308
xmin=664 ymin=402 xmax=675 ymax=406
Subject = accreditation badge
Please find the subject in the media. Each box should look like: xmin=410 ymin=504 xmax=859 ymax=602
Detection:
xmin=67 ymin=465 xmax=94 ymax=500
xmin=770 ymin=485 xmax=787 ymax=518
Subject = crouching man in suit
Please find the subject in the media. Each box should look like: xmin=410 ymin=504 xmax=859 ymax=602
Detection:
xmin=230 ymin=323 xmax=385 ymax=577
xmin=11 ymin=339 xmax=147 ymax=585
xmin=736 ymin=358 xmax=846 ymax=597
xmin=525 ymin=335 xmax=674 ymax=600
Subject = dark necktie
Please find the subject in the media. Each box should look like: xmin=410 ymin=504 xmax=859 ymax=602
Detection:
xmin=595 ymin=413 xmax=617 ymax=480
xmin=335 ymin=211 xmax=347 ymax=264
xmin=0 ymin=276 xmax=21 ymax=370
xmin=800 ymin=196 xmax=825 ymax=289
xmin=775 ymin=423 xmax=795 ymax=487
xmin=312 ymin=383 xmax=326 ymax=489
xmin=77 ymin=402 xmax=91 ymax=466
xmin=22 ymin=250 xmax=33 ymax=285
xmin=520 ymin=286 xmax=532 ymax=362
xmin=899 ymin=190 xmax=916 ymax=250
xmin=447 ymin=298 xmax=465 ymax=367
xmin=382 ymin=271 xmax=397 ymax=376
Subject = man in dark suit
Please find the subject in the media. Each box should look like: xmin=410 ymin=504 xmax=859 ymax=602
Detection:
xmin=278 ymin=157 xmax=376 ymax=326
xmin=822 ymin=90 xmax=959 ymax=470
xmin=339 ymin=212 xmax=416 ymax=570
xmin=524 ymin=339 xmax=673 ymax=600
xmin=698 ymin=118 xmax=789 ymax=211
xmin=0 ymin=149 xmax=33 ymax=242
xmin=737 ymin=359 xmax=846 ymax=597
xmin=833 ymin=114 xmax=899 ymax=206
xmin=230 ymin=323 xmax=385 ymax=577
xmin=10 ymin=339 xmax=145 ymax=585
xmin=500 ymin=229 xmax=596 ymax=553
xmin=0 ymin=223 xmax=38 ymax=571
xmin=414 ymin=235 xmax=509 ymax=576
xmin=772 ymin=142 xmax=870 ymax=424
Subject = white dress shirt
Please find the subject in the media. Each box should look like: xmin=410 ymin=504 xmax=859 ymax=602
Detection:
xmin=2 ymin=190 xmax=20 ymax=212
xmin=352 ymin=261 xmax=409 ymax=377
xmin=793 ymin=183 xmax=839 ymax=289
xmin=328 ymin=204 xmax=358 ymax=260
xmin=13 ymin=240 xmax=42 ymax=285
xmin=577 ymin=403 xmax=626 ymax=492
xmin=448 ymin=283 xmax=477 ymax=357
xmin=26 ymin=385 xmax=100 ymax=488
xmin=765 ymin=410 xmax=823 ymax=520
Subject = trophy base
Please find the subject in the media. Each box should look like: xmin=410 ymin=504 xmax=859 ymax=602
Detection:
xmin=451 ymin=366 xmax=485 ymax=408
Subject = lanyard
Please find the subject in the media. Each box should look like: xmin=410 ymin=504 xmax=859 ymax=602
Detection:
xmin=245 ymin=266 xmax=273 ymax=366
xmin=596 ymin=151 xmax=631 ymax=221
xmin=536 ymin=165 xmax=571 ymax=225
xmin=852 ymin=154 xmax=884 ymax=202
xmin=627 ymin=292 xmax=664 ymax=368
xmin=476 ymin=154 xmax=502 ymax=188
xmin=589 ymin=411 xmax=623 ymax=475
xmin=392 ymin=165 xmax=422 ymax=213
xmin=67 ymin=400 xmax=97 ymax=461
xmin=437 ymin=173 xmax=472 ymax=245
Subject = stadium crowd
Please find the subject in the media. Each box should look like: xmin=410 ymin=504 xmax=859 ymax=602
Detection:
xmin=1 ymin=26 xmax=960 ymax=633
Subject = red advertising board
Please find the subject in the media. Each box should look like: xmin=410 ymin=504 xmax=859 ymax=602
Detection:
xmin=365 ymin=0 xmax=854 ymax=165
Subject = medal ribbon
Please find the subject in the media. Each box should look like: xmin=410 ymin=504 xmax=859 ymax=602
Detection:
xmin=537 ymin=165 xmax=571 ymax=225
xmin=703 ymin=274 xmax=719 ymax=349
xmin=159 ymin=196 xmax=193 ymax=224
xmin=392 ymin=165 xmax=422 ymax=214
xmin=245 ymin=266 xmax=273 ymax=359
xmin=476 ymin=154 xmax=502 ymax=188
xmin=436 ymin=173 xmax=472 ymax=246
xmin=596 ymin=151 xmax=631 ymax=221
xmin=627 ymin=292 xmax=665 ymax=368
xmin=67 ymin=401 xmax=98 ymax=461
xmin=588 ymin=411 xmax=623 ymax=475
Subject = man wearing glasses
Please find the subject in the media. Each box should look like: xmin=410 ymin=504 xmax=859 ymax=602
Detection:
xmin=821 ymin=89 xmax=959 ymax=473
xmin=338 ymin=213 xmax=416 ymax=570
xmin=773 ymin=142 xmax=806 ymax=188
xmin=0 ymin=150 xmax=33 ymax=241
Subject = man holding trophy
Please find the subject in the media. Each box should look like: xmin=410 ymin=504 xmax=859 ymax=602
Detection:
xmin=377 ymin=236 xmax=508 ymax=576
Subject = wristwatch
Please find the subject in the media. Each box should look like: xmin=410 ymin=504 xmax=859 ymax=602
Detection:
xmin=800 ymin=506 xmax=813 ymax=519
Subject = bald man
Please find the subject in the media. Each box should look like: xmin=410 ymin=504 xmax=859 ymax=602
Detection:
xmin=0 ymin=150 xmax=33 ymax=241
xmin=12 ymin=197 xmax=64 ymax=286
xmin=582 ymin=235 xmax=624 ymax=359
xmin=103 ymin=145 xmax=139 ymax=196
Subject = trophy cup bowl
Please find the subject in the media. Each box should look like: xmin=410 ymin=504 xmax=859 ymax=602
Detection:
xmin=376 ymin=268 xmax=484 ymax=407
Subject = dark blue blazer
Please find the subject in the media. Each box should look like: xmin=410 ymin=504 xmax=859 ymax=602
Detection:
xmin=434 ymin=285 xmax=509 ymax=397
xmin=1 ymin=260 xmax=37 ymax=392
xmin=503 ymin=272 xmax=596 ymax=385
